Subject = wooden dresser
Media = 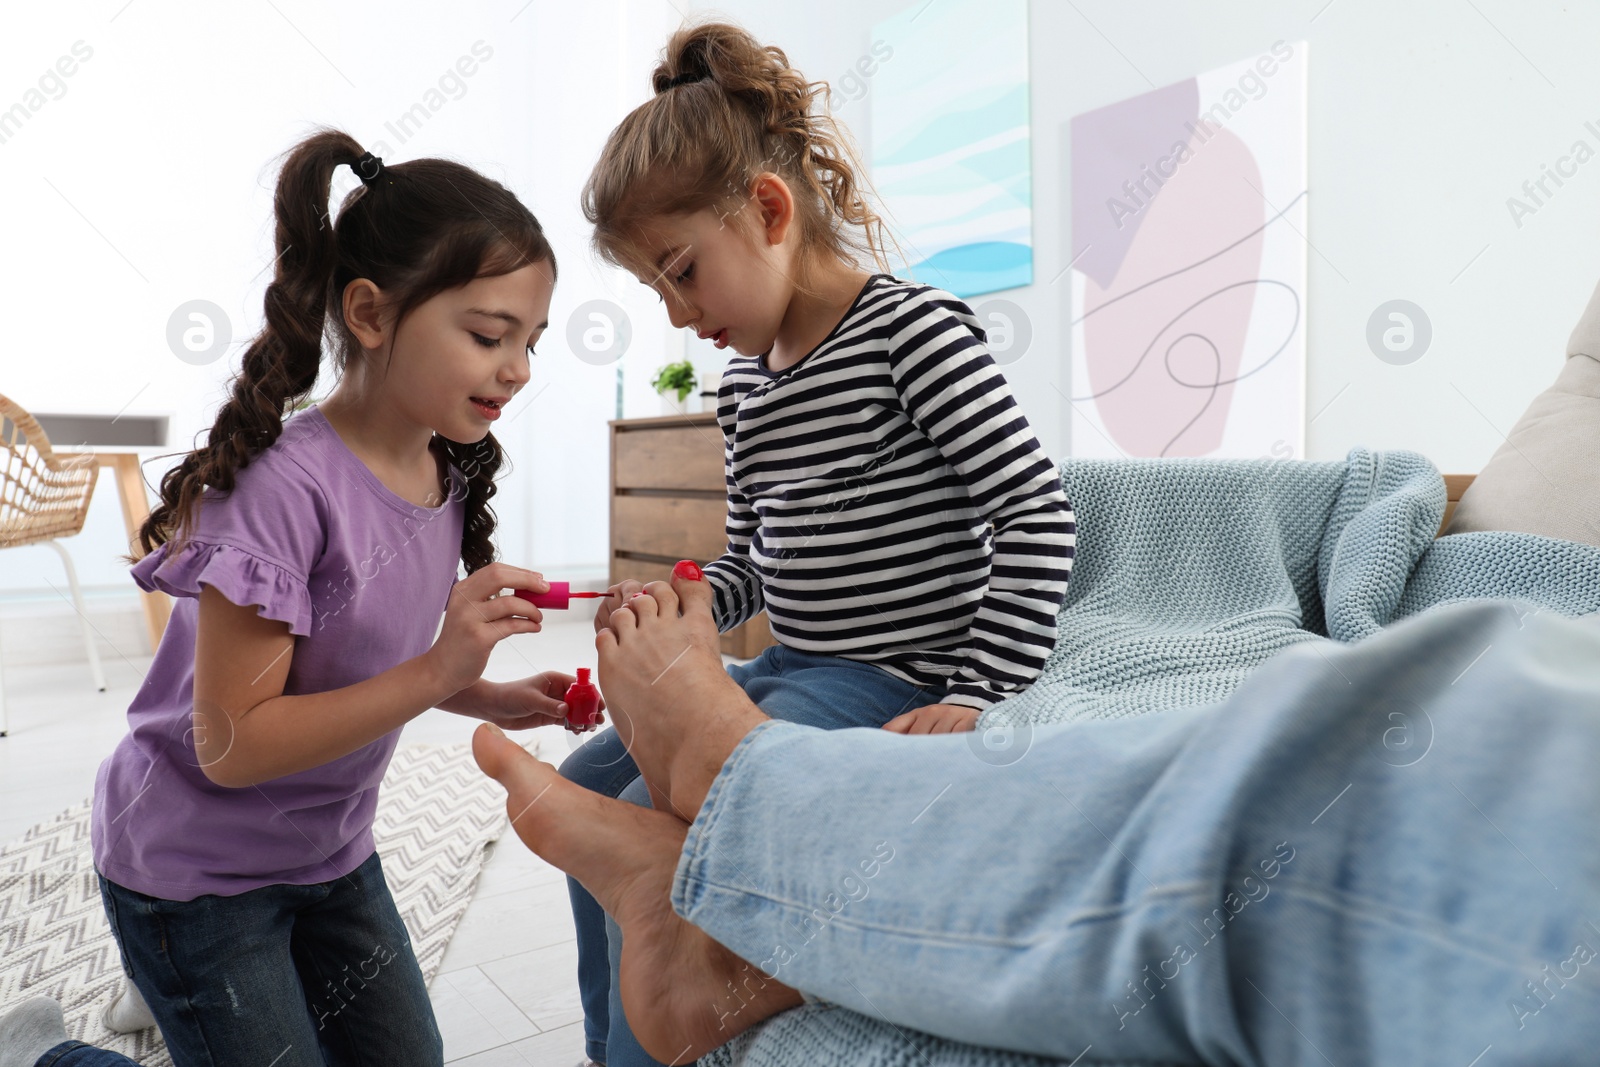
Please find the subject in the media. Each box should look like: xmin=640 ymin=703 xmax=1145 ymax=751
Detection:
xmin=609 ymin=413 xmax=778 ymax=659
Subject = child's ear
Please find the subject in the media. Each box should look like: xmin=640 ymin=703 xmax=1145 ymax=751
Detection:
xmin=751 ymin=172 xmax=796 ymax=247
xmin=342 ymin=278 xmax=388 ymax=349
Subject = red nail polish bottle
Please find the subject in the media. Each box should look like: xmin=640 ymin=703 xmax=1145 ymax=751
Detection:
xmin=564 ymin=668 xmax=601 ymax=733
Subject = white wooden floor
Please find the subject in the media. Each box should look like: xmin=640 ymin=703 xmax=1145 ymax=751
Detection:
xmin=0 ymin=593 xmax=729 ymax=1065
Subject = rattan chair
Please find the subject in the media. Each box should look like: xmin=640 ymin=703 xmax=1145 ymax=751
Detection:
xmin=0 ymin=393 xmax=109 ymax=737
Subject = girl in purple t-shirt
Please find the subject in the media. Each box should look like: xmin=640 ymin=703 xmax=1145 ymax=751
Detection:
xmin=76 ymin=129 xmax=584 ymax=1066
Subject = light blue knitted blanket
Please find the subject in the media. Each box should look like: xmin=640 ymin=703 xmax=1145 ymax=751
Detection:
xmin=982 ymin=447 xmax=1600 ymax=729
xmin=700 ymin=449 xmax=1600 ymax=1067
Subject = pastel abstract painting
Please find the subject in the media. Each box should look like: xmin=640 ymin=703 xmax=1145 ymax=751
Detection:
xmin=1069 ymin=42 xmax=1308 ymax=459
xmin=870 ymin=0 xmax=1032 ymax=298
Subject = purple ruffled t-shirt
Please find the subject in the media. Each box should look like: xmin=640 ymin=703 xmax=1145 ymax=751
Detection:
xmin=91 ymin=404 xmax=465 ymax=901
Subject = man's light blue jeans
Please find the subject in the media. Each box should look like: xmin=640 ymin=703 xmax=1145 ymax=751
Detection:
xmin=557 ymin=642 xmax=947 ymax=1067
xmin=672 ymin=601 xmax=1600 ymax=1064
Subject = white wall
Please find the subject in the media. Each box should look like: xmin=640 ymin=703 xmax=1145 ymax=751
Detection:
xmin=694 ymin=0 xmax=1600 ymax=468
xmin=6 ymin=0 xmax=1599 ymax=601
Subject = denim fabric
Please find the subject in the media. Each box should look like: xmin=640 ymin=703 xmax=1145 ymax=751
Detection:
xmin=95 ymin=849 xmax=441 ymax=1067
xmin=678 ymin=602 xmax=1600 ymax=1064
xmin=34 ymin=1041 xmax=138 ymax=1066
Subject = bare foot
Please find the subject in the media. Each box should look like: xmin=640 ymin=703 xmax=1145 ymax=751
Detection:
xmin=472 ymin=724 xmax=802 ymax=1062
xmin=596 ymin=567 xmax=769 ymax=821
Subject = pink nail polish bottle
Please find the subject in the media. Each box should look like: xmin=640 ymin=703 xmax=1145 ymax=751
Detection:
xmin=516 ymin=583 xmax=607 ymax=610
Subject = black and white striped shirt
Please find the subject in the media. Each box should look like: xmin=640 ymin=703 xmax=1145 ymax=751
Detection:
xmin=703 ymin=273 xmax=1076 ymax=710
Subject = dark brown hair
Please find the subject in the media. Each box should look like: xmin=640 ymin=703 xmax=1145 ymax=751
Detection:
xmin=582 ymin=20 xmax=893 ymax=297
xmin=125 ymin=127 xmax=555 ymax=575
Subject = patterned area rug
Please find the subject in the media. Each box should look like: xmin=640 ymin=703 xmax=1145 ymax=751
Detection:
xmin=0 ymin=737 xmax=533 ymax=1065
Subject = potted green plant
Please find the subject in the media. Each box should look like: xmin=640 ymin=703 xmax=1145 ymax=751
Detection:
xmin=650 ymin=360 xmax=699 ymax=415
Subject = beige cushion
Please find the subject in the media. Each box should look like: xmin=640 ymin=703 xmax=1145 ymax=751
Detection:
xmin=1443 ymin=282 xmax=1600 ymax=546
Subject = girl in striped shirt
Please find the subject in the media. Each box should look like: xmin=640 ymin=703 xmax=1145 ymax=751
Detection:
xmin=558 ymin=19 xmax=1076 ymax=1067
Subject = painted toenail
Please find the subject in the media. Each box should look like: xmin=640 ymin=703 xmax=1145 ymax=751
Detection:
xmin=673 ymin=559 xmax=704 ymax=581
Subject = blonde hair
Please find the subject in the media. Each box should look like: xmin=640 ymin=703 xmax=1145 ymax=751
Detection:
xmin=581 ymin=20 xmax=895 ymax=297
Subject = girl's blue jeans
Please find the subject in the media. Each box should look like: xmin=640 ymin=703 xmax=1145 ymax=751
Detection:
xmin=672 ymin=602 xmax=1600 ymax=1064
xmin=557 ymin=642 xmax=946 ymax=1067
xmin=86 ymin=849 xmax=442 ymax=1067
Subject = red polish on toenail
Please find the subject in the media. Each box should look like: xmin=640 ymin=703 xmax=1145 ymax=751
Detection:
xmin=673 ymin=559 xmax=704 ymax=582
xmin=564 ymin=668 xmax=602 ymax=733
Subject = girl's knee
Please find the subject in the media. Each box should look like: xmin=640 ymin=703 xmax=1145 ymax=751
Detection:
xmin=557 ymin=730 xmax=619 ymax=783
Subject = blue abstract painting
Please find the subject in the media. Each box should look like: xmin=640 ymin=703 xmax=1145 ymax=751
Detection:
xmin=869 ymin=0 xmax=1032 ymax=298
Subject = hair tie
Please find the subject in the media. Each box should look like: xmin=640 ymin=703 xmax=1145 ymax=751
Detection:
xmin=353 ymin=151 xmax=386 ymax=187
xmin=664 ymin=70 xmax=706 ymax=90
